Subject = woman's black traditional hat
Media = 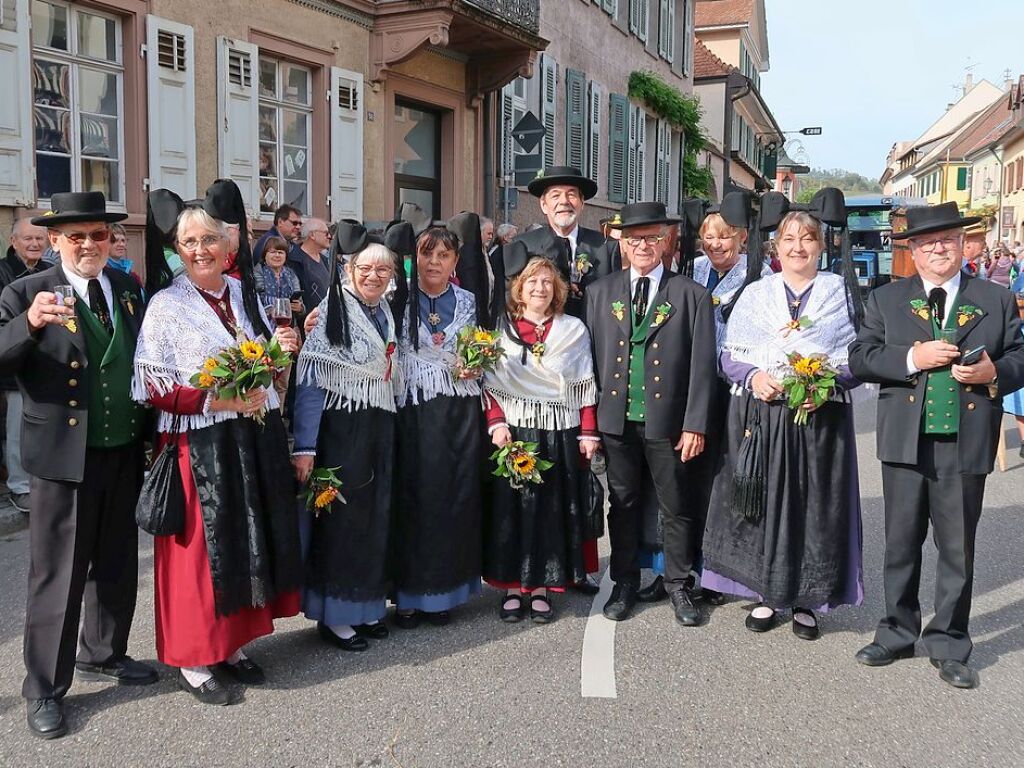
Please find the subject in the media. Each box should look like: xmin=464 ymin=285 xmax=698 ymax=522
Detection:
xmin=325 ymin=221 xmax=370 ymax=348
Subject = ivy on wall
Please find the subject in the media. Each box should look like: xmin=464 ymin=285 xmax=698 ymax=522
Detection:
xmin=627 ymin=70 xmax=712 ymax=198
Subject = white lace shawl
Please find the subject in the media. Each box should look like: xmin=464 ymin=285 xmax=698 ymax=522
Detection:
xmin=483 ymin=313 xmax=597 ymax=430
xmin=397 ymin=284 xmax=482 ymax=407
xmin=723 ymin=271 xmax=857 ymax=383
xmin=132 ymin=275 xmax=280 ymax=432
xmin=692 ymin=254 xmax=773 ymax=351
xmin=296 ymin=289 xmax=400 ymax=413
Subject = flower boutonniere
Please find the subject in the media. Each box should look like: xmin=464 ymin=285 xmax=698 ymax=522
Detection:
xmin=910 ymin=299 xmax=930 ymax=322
xmin=779 ymin=317 xmax=813 ymax=337
xmin=712 ymin=295 xmax=721 ymax=307
xmin=574 ymin=251 xmax=593 ymax=276
xmin=611 ymin=300 xmax=625 ymax=322
xmin=652 ymin=302 xmax=673 ymax=327
xmin=65 ymin=318 xmax=78 ymax=334
xmin=956 ymin=305 xmax=984 ymax=327
xmin=531 ymin=341 xmax=546 ymax=362
xmin=384 ymin=341 xmax=397 ymax=382
xmin=120 ymin=290 xmax=137 ymax=316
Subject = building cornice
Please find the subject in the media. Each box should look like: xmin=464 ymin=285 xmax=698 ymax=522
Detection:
xmin=285 ymin=0 xmax=374 ymax=28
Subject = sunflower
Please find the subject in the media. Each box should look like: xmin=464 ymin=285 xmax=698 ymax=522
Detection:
xmin=474 ymin=330 xmax=495 ymax=344
xmin=203 ymin=357 xmax=218 ymax=372
xmin=314 ymin=487 xmax=338 ymax=509
xmin=793 ymin=357 xmax=822 ymax=377
xmin=240 ymin=340 xmax=265 ymax=360
xmin=512 ymin=452 xmax=536 ymax=475
xmin=197 ymin=372 xmax=215 ymax=388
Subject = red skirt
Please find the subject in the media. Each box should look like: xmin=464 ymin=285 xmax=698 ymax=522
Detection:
xmin=154 ymin=433 xmax=299 ymax=667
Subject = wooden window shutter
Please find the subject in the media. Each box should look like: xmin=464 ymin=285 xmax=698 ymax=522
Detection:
xmin=216 ymin=36 xmax=260 ymax=213
xmin=146 ymin=15 xmax=197 ymax=198
xmin=0 ymin=0 xmax=35 ymax=205
xmin=565 ymin=69 xmax=586 ymax=172
xmin=330 ymin=67 xmax=363 ymax=221
xmin=607 ymin=93 xmax=628 ymax=204
xmin=587 ymin=81 xmax=602 ymax=188
xmin=541 ymin=55 xmax=558 ymax=169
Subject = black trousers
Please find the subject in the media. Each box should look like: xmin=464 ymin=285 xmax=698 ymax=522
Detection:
xmin=875 ymin=435 xmax=986 ymax=663
xmin=603 ymin=421 xmax=696 ymax=589
xmin=23 ymin=443 xmax=144 ymax=700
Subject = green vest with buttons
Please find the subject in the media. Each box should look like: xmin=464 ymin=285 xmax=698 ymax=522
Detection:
xmin=77 ymin=300 xmax=146 ymax=448
xmin=922 ymin=306 xmax=960 ymax=436
xmin=626 ymin=305 xmax=653 ymax=422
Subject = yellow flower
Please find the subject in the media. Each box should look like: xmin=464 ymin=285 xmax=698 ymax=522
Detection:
xmin=512 ymin=453 xmax=536 ymax=475
xmin=240 ymin=340 xmax=264 ymax=360
xmin=314 ymin=487 xmax=338 ymax=509
xmin=203 ymin=357 xmax=218 ymax=372
xmin=474 ymin=330 xmax=494 ymax=344
xmin=197 ymin=372 xmax=215 ymax=388
xmin=793 ymin=357 xmax=822 ymax=377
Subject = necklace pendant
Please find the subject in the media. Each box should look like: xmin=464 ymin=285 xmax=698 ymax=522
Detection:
xmin=428 ymin=312 xmax=442 ymax=327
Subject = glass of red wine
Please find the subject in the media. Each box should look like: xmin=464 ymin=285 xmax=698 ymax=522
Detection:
xmin=271 ymin=297 xmax=292 ymax=328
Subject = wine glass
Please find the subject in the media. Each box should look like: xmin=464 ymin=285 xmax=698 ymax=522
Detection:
xmin=54 ymin=285 xmax=74 ymax=325
xmin=271 ymin=297 xmax=292 ymax=328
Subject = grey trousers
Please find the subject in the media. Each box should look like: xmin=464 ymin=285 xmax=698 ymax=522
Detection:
xmin=5 ymin=390 xmax=30 ymax=494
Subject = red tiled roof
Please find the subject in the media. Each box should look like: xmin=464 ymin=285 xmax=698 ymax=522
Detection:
xmin=947 ymin=97 xmax=1015 ymax=159
xmin=695 ymin=0 xmax=755 ymax=28
xmin=693 ymin=38 xmax=734 ymax=79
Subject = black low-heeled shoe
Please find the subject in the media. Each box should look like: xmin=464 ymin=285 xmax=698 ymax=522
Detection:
xmin=354 ymin=622 xmax=390 ymax=639
xmin=316 ymin=621 xmax=369 ymax=652
xmin=529 ymin=593 xmax=554 ymax=624
xmin=217 ymin=657 xmax=265 ymax=685
xmin=424 ymin=610 xmax=451 ymax=626
xmin=499 ymin=594 xmax=525 ymax=623
xmin=177 ymin=670 xmax=232 ymax=706
xmin=744 ymin=606 xmax=779 ymax=633
xmin=791 ymin=608 xmax=820 ymax=641
xmin=395 ymin=611 xmax=421 ymax=630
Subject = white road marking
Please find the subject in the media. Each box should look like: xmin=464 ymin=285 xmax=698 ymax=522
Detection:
xmin=580 ymin=568 xmax=618 ymax=699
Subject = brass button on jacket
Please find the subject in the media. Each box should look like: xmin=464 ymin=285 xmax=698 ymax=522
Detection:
xmin=70 ymin=360 xmax=80 ymax=370
xmin=68 ymin=378 xmax=78 ymax=386
xmin=68 ymin=400 xmax=78 ymax=407
xmin=908 ymin=394 xmax=916 ymax=403
xmin=68 ymin=418 xmax=78 ymax=426
xmin=967 ymin=402 xmax=976 ymax=411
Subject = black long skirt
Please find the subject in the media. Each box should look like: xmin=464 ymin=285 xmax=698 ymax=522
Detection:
xmin=393 ymin=394 xmax=482 ymax=595
xmin=701 ymin=390 xmax=863 ymax=610
xmin=483 ymin=425 xmax=603 ymax=589
xmin=187 ymin=411 xmax=303 ymax=617
xmin=304 ymin=405 xmax=395 ymax=602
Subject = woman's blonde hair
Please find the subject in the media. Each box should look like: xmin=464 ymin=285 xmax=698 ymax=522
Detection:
xmin=699 ymin=212 xmax=747 ymax=244
xmin=507 ymin=257 xmax=567 ymax=319
xmin=777 ymin=211 xmax=824 ymax=243
xmin=175 ymin=207 xmax=228 ymax=244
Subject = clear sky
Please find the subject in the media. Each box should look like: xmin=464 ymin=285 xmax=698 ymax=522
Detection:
xmin=760 ymin=0 xmax=1020 ymax=180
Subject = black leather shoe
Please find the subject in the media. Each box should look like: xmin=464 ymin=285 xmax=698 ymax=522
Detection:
xmin=791 ymin=608 xmax=820 ymax=640
xmin=317 ymin=622 xmax=369 ymax=651
xmin=529 ymin=594 xmax=554 ymax=624
xmin=354 ymin=622 xmax=390 ymax=639
xmin=76 ymin=655 xmax=158 ymax=686
xmin=931 ymin=658 xmax=979 ymax=689
xmin=854 ymin=642 xmax=914 ymax=667
xmin=217 ymin=657 xmax=265 ymax=685
xmin=499 ymin=594 xmax=525 ymax=623
xmin=26 ymin=698 xmax=67 ymax=740
xmin=395 ymin=611 xmax=421 ymax=629
xmin=603 ymin=583 xmax=639 ymax=621
xmin=637 ymin=575 xmax=668 ymax=603
xmin=572 ymin=576 xmax=601 ymax=596
xmin=668 ymin=587 xmax=703 ymax=626
xmin=177 ymin=670 xmax=232 ymax=705
xmin=699 ymin=587 xmax=728 ymax=606
xmin=424 ymin=610 xmax=451 ymax=627
xmin=744 ymin=606 xmax=779 ymax=633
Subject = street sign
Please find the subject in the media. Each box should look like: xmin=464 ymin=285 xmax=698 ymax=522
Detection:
xmin=799 ymin=127 xmax=822 ymax=136
xmin=512 ymin=111 xmax=546 ymax=154
xmin=513 ymin=152 xmax=543 ymax=187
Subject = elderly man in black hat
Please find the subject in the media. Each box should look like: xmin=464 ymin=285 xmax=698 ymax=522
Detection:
xmin=585 ymin=201 xmax=717 ymax=623
xmin=850 ymin=201 xmax=1024 ymax=689
xmin=0 ymin=192 xmax=154 ymax=739
xmin=500 ymin=166 xmax=612 ymax=320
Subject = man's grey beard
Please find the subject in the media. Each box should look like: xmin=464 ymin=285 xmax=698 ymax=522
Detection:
xmin=551 ymin=211 xmax=578 ymax=229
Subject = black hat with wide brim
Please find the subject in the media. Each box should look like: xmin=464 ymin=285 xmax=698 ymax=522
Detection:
xmin=608 ymin=201 xmax=681 ymax=230
xmin=897 ymin=201 xmax=981 ymax=240
xmin=32 ymin=191 xmax=128 ymax=226
xmin=527 ymin=166 xmax=598 ymax=200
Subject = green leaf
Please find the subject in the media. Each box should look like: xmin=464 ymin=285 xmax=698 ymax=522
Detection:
xmin=788 ymin=382 xmax=806 ymax=409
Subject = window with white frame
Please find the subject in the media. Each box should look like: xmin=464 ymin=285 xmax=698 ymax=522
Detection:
xmin=31 ymin=0 xmax=125 ymax=204
xmin=258 ymin=55 xmax=312 ymax=215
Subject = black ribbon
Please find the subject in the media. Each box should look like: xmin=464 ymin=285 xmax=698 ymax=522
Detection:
xmin=759 ymin=187 xmax=847 ymax=232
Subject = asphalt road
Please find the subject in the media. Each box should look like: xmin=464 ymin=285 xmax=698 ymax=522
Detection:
xmin=0 ymin=400 xmax=1022 ymax=768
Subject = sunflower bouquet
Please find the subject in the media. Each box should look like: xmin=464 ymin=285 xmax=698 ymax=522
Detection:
xmin=190 ymin=334 xmax=292 ymax=424
xmin=490 ymin=440 xmax=554 ymax=490
xmin=302 ymin=466 xmax=346 ymax=517
xmin=779 ymin=351 xmax=839 ymax=426
xmin=454 ymin=325 xmax=505 ymax=377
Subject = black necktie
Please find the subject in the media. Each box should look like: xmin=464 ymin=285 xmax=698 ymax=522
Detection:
xmin=633 ymin=276 xmax=650 ymax=324
xmin=928 ymin=286 xmax=947 ymax=325
xmin=88 ymin=279 xmax=113 ymax=334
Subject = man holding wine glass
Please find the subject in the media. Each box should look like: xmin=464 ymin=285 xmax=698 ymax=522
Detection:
xmin=0 ymin=192 xmax=155 ymax=740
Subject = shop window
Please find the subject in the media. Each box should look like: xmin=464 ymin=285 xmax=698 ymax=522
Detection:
xmin=394 ymin=99 xmax=442 ymax=218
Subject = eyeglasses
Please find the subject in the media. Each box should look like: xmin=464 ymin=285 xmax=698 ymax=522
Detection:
xmin=911 ymin=235 xmax=961 ymax=253
xmin=624 ymin=235 xmax=666 ymax=248
xmin=61 ymin=228 xmax=110 ymax=245
xmin=354 ymin=265 xmax=394 ymax=278
xmin=287 ymin=218 xmax=302 ymax=227
xmin=179 ymin=234 xmax=224 ymax=252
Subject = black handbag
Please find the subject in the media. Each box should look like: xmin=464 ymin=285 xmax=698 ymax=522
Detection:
xmin=135 ymin=417 xmax=185 ymax=537
xmin=732 ymin=407 xmax=766 ymax=524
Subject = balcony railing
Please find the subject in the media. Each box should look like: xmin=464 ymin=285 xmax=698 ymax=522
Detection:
xmin=460 ymin=0 xmax=540 ymax=34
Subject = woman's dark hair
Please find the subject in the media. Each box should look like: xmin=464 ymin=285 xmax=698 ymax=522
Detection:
xmin=263 ymin=236 xmax=289 ymax=258
xmin=416 ymin=227 xmax=460 ymax=258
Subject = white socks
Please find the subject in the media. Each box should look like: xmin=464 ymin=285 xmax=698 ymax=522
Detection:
xmin=225 ymin=649 xmax=248 ymax=664
xmin=751 ymin=605 xmax=775 ymax=620
xmin=328 ymin=624 xmax=356 ymax=640
xmin=181 ymin=665 xmax=213 ymax=687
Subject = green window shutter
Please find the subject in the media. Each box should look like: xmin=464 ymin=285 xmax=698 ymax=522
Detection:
xmin=608 ymin=93 xmax=628 ymax=204
xmin=565 ymin=69 xmax=587 ymax=172
xmin=956 ymin=167 xmax=968 ymax=191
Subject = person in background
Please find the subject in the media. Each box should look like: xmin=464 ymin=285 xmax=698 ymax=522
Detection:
xmin=495 ymin=223 xmax=518 ymax=248
xmin=252 ymin=205 xmax=302 ymax=263
xmin=105 ymin=224 xmax=142 ymax=288
xmin=288 ymin=218 xmax=332 ymax=315
xmin=0 ymin=219 xmax=49 ymax=514
xmin=961 ymin=226 xmax=986 ymax=277
xmin=986 ymin=246 xmax=1016 ymax=288
xmin=480 ymin=217 xmax=495 ymax=254
xmin=257 ymin=236 xmax=302 ymax=409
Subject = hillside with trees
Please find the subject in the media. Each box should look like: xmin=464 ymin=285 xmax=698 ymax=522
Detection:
xmin=795 ymin=168 xmax=882 ymax=203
